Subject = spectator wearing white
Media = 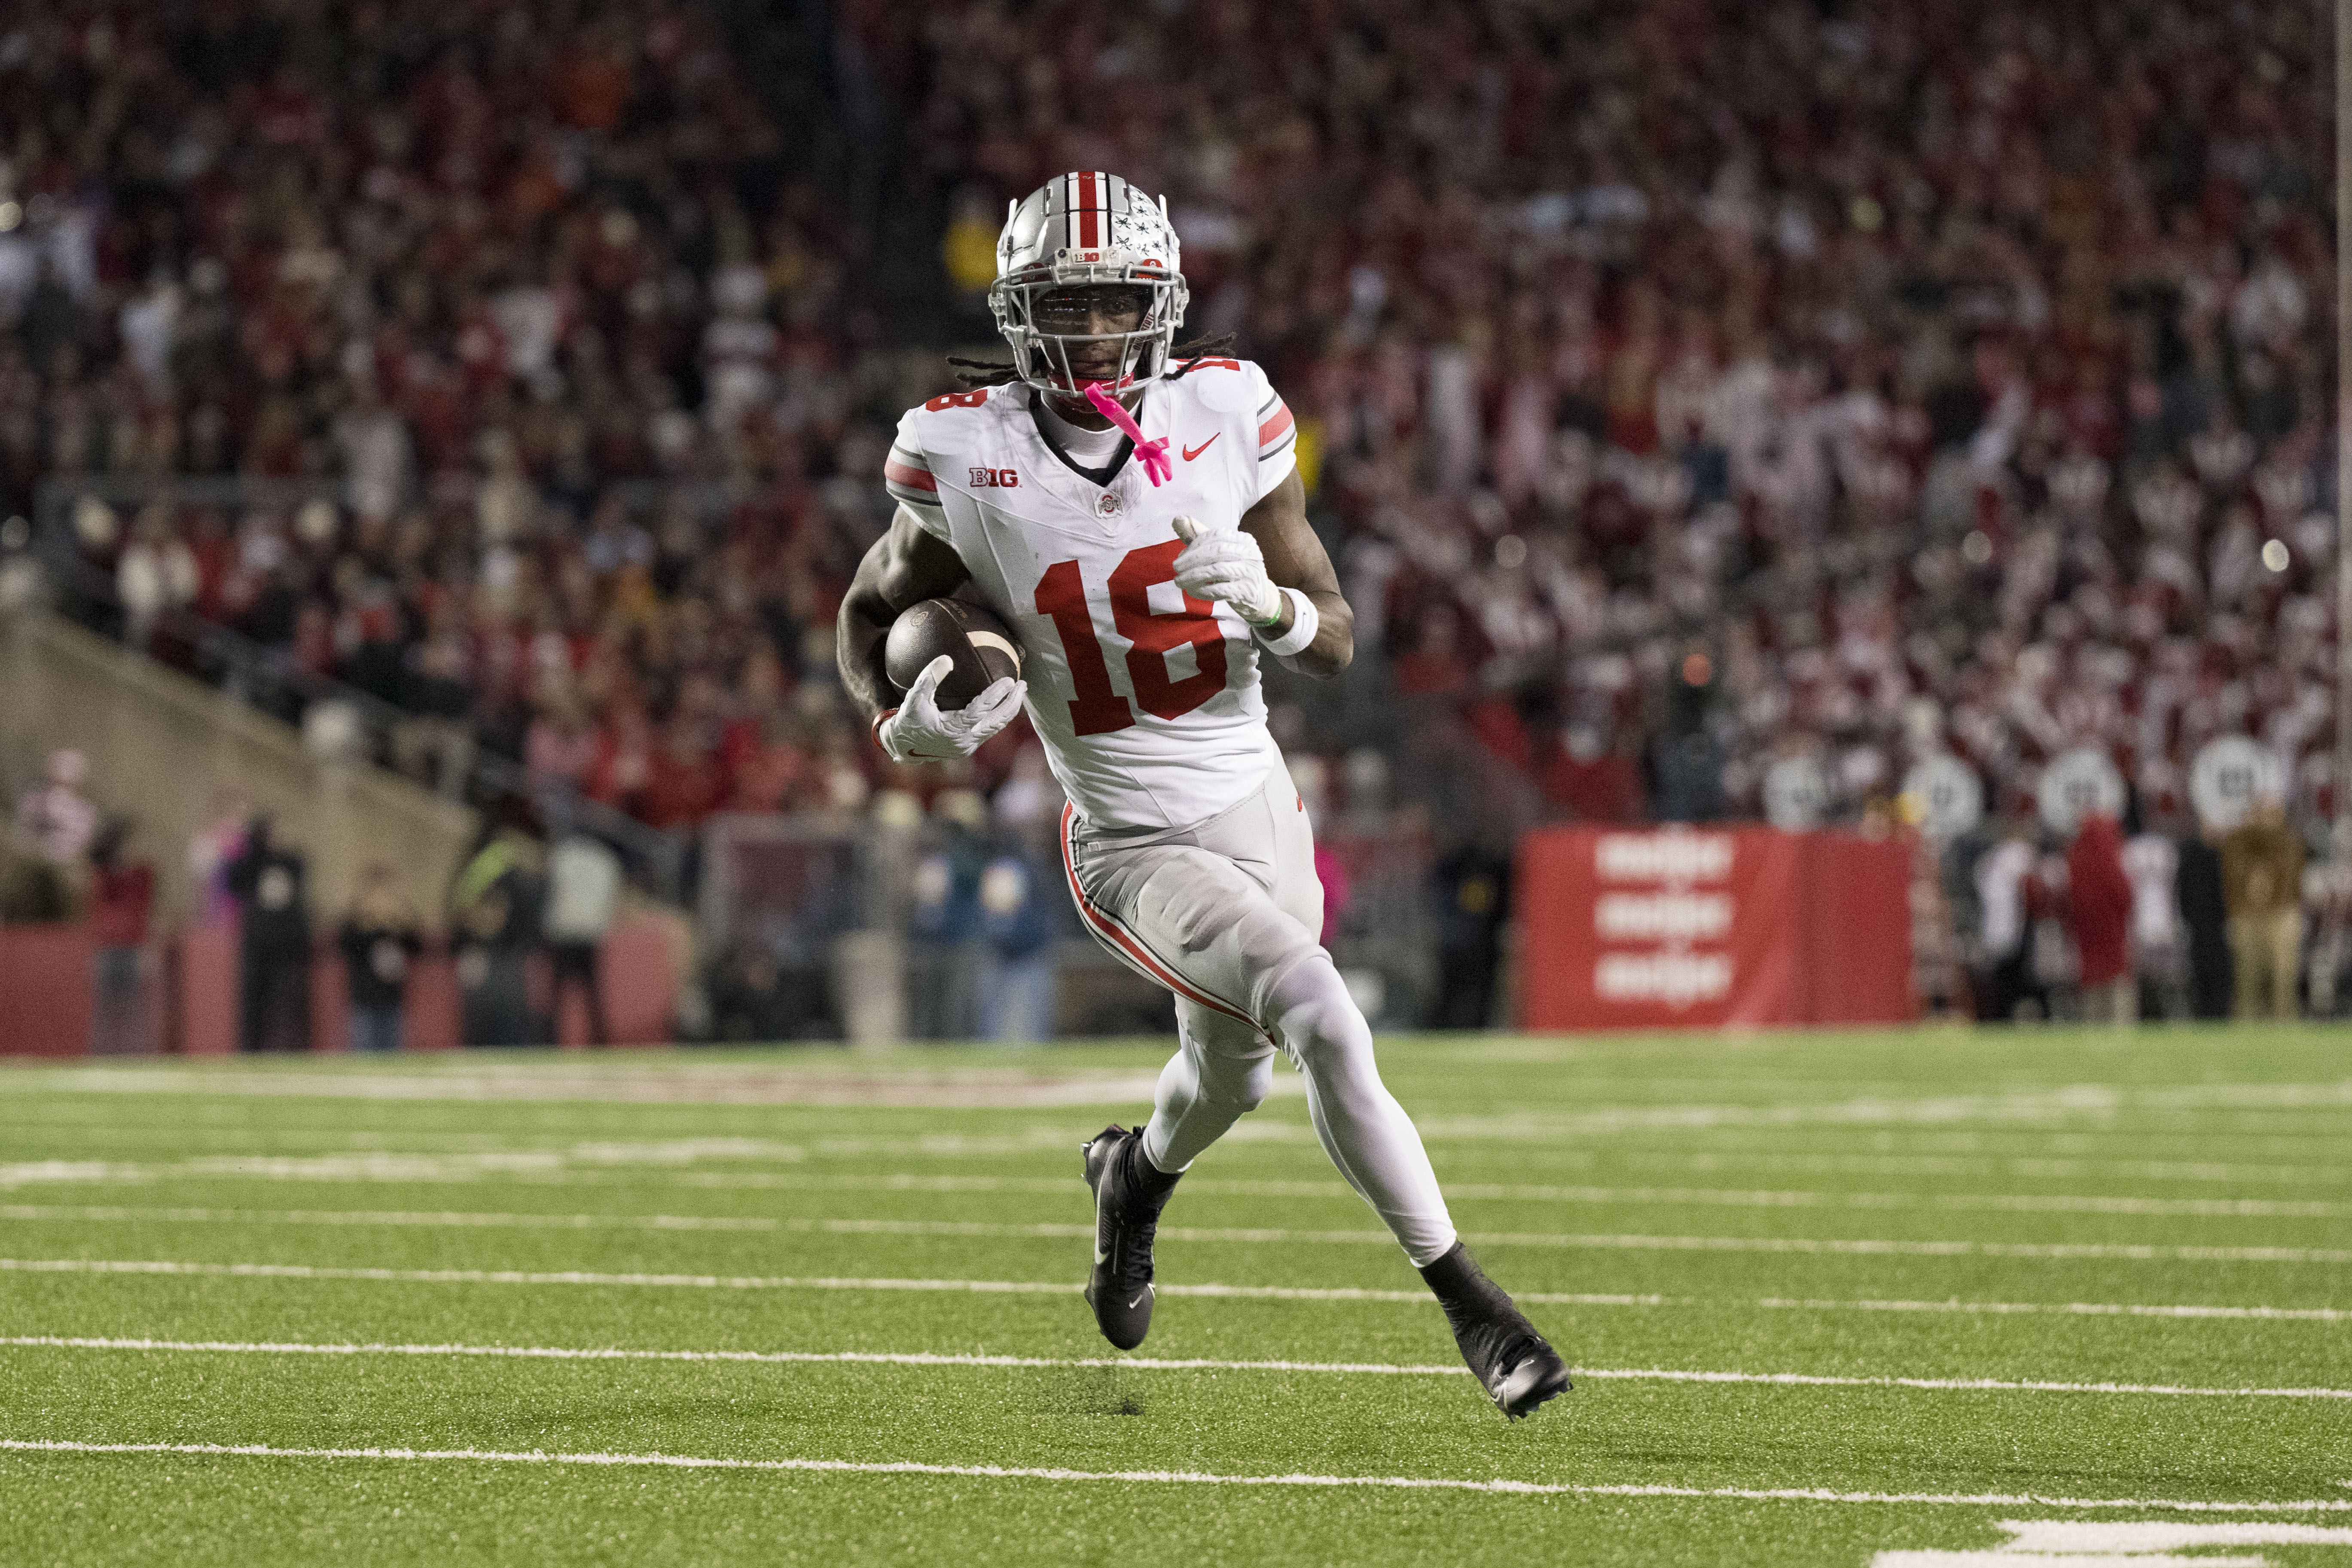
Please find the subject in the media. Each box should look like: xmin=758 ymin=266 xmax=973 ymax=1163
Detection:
xmin=9 ymin=748 xmax=98 ymax=921
xmin=1972 ymin=821 xmax=2036 ymax=1023
xmin=2120 ymin=827 xmax=2186 ymax=1020
xmin=545 ymin=832 xmax=622 ymax=1046
xmin=2306 ymin=822 xmax=2352 ymax=1019
xmin=115 ymin=505 xmax=197 ymax=653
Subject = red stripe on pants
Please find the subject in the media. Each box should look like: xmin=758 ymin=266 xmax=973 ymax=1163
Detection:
xmin=1058 ymin=803 xmax=1257 ymax=1026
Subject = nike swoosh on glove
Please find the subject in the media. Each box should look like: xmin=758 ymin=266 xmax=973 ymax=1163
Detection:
xmin=879 ymin=654 xmax=1026 ymax=764
xmin=1171 ymin=516 xmax=1283 ymax=626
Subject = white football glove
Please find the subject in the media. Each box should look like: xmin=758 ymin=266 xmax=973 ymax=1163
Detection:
xmin=877 ymin=654 xmax=1026 ymax=764
xmin=1172 ymin=515 xmax=1284 ymax=627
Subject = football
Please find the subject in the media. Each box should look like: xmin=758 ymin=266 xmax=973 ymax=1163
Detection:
xmin=883 ymin=597 xmax=1025 ymax=710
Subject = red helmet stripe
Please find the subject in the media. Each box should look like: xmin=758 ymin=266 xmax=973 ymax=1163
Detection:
xmin=1079 ymin=170 xmax=1099 ymax=248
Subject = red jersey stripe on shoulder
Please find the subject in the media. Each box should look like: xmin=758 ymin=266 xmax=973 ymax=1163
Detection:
xmin=883 ymin=459 xmax=937 ymax=493
xmin=1257 ymin=403 xmax=1295 ymax=448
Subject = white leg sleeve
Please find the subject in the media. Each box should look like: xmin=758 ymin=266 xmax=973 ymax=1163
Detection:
xmin=1142 ymin=1002 xmax=1275 ymax=1174
xmin=1271 ymin=952 xmax=1458 ymax=1266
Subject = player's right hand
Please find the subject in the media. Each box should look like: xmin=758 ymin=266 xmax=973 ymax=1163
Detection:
xmin=877 ymin=654 xmax=1025 ymax=764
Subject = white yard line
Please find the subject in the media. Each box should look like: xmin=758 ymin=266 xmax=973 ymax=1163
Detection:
xmin=4 ymin=1203 xmax=2347 ymax=1261
xmin=2 ymin=1334 xmax=2345 ymax=1400
xmin=9 ymin=1067 xmax=1175 ymax=1109
xmin=2 ymin=1256 xmax=2340 ymax=1324
xmin=0 ymin=1205 xmax=784 ymax=1232
xmin=13 ymin=1071 xmax=2349 ymax=1127
xmin=2 ymin=1438 xmax=2347 ymax=1512
xmin=10 ymin=1153 xmax=2350 ymax=1217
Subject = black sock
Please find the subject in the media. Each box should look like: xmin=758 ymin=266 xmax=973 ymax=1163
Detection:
xmin=1126 ymin=1132 xmax=1181 ymax=1201
xmin=1418 ymin=1241 xmax=1517 ymax=1318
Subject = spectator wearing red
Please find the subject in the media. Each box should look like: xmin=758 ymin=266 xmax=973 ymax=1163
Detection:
xmin=88 ymin=819 xmax=155 ymax=1055
xmin=2068 ymin=814 xmax=2135 ymax=1025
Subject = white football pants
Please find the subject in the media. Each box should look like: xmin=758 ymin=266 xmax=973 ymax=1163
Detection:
xmin=1059 ymin=763 xmax=1458 ymax=1266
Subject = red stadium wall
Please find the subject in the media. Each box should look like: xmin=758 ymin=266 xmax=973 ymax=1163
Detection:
xmin=1517 ymin=826 xmax=1914 ymax=1032
xmin=0 ymin=926 xmax=96 ymax=1055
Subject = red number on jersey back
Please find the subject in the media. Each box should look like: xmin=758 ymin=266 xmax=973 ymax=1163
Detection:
xmin=923 ymin=389 xmax=991 ymax=412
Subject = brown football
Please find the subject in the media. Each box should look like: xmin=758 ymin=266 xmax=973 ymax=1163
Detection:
xmin=883 ymin=598 xmax=1025 ymax=711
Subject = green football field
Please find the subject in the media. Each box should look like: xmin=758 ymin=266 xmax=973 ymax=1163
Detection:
xmin=0 ymin=1027 xmax=2346 ymax=1566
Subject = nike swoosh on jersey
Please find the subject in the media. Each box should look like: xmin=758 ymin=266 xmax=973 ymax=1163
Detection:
xmin=1181 ymin=433 xmax=1220 ymax=461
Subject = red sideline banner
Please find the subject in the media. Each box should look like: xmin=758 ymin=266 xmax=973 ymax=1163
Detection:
xmin=1518 ymin=825 xmax=1913 ymax=1031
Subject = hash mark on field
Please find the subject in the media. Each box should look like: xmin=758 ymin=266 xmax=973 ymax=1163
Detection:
xmin=5 ymin=1439 xmax=2350 ymax=1513
xmin=6 ymin=1334 xmax=2347 ymax=1400
xmin=3 ymin=1257 xmax=2340 ymax=1324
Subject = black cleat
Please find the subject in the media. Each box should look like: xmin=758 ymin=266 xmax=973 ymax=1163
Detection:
xmin=1080 ymin=1123 xmax=1180 ymax=1351
xmin=1420 ymin=1241 xmax=1574 ymax=1419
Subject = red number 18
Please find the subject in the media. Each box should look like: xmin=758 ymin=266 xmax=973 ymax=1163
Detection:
xmin=1032 ymin=545 xmax=1229 ymax=735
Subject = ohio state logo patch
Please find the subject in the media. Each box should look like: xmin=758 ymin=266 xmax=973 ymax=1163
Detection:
xmin=969 ymin=467 xmax=1019 ymax=488
xmin=1095 ymin=492 xmax=1120 ymax=516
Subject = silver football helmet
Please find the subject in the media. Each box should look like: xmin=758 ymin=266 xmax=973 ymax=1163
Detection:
xmin=990 ymin=171 xmax=1189 ymax=394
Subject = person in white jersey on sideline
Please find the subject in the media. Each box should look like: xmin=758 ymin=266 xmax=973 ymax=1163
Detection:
xmin=835 ymin=171 xmax=1568 ymax=1418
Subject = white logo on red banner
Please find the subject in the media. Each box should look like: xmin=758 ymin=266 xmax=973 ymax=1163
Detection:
xmin=1595 ymin=832 xmax=1734 ymax=885
xmin=1595 ymin=952 xmax=1734 ymax=1006
xmin=1595 ymin=892 xmax=1734 ymax=943
xmin=1589 ymin=831 xmax=1737 ymax=1012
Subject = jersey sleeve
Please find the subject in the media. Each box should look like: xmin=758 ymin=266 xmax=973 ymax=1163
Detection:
xmin=885 ymin=408 xmax=951 ymax=540
xmin=1245 ymin=363 xmax=1298 ymax=502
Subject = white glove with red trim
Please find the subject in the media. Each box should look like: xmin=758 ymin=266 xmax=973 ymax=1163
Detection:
xmin=1171 ymin=515 xmax=1284 ymax=627
xmin=875 ymin=654 xmax=1025 ymax=764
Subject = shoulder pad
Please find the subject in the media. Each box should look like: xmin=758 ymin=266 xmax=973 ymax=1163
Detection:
xmin=905 ymin=383 xmax=1017 ymax=451
xmin=1170 ymin=357 xmax=1268 ymax=417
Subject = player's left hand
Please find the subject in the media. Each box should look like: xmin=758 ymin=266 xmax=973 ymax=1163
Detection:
xmin=1172 ymin=516 xmax=1284 ymax=627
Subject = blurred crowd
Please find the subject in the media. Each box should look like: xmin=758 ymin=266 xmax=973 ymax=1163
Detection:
xmin=897 ymin=0 xmax=2342 ymax=844
xmin=15 ymin=0 xmax=926 ymax=843
xmin=4 ymin=2 xmax=2348 ymax=1020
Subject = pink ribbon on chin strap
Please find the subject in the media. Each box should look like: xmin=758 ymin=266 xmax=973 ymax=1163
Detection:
xmin=1083 ymin=382 xmax=1172 ymax=487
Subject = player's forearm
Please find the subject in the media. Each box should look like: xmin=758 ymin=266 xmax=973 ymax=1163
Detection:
xmin=1268 ymin=590 xmax=1353 ymax=678
xmin=1293 ymin=590 xmax=1353 ymax=677
xmin=836 ymin=574 xmax=898 ymax=719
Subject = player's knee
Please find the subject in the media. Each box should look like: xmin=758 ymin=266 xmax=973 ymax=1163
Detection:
xmin=1272 ymin=965 xmax=1375 ymax=1082
xmin=1197 ymin=1052 xmax=1273 ymax=1115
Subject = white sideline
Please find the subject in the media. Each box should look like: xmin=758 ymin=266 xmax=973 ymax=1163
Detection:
xmin=4 ymin=1438 xmax=2349 ymax=1513
xmin=4 ymin=1205 xmax=2347 ymax=1264
xmin=5 ymin=1259 xmax=2346 ymax=1324
xmin=4 ymin=1333 xmax=2347 ymax=1400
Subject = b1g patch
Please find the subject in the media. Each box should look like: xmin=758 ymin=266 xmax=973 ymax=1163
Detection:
xmin=970 ymin=467 xmax=1019 ymax=488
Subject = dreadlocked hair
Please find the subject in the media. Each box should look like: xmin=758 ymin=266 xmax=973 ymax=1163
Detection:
xmin=945 ymin=333 xmax=1243 ymax=390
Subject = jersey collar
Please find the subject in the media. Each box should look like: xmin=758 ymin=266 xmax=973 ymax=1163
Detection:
xmin=1025 ymin=383 xmax=1137 ymax=489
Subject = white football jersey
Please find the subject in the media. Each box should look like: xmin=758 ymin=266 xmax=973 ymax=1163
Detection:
xmin=885 ymin=360 xmax=1300 ymax=830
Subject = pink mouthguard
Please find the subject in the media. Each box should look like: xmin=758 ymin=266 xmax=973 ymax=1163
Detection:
xmin=1083 ymin=383 xmax=1172 ymax=487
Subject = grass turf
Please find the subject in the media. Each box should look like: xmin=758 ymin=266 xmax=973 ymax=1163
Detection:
xmin=0 ymin=1026 xmax=2346 ymax=1566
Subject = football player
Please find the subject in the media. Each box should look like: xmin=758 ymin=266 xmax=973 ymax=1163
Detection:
xmin=836 ymin=171 xmax=1569 ymax=1417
